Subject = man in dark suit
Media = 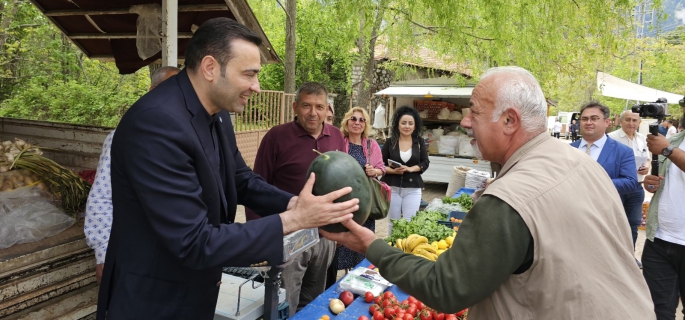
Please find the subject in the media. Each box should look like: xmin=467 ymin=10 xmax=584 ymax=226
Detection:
xmin=96 ymin=18 xmax=359 ymax=320
xmin=571 ymin=102 xmax=640 ymax=228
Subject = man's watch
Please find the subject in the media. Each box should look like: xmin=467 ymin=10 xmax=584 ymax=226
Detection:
xmin=661 ymin=145 xmax=675 ymax=157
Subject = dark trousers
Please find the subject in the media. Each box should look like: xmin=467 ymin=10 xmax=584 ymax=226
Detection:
xmin=620 ymin=189 xmax=645 ymax=247
xmin=325 ymin=247 xmax=339 ymax=289
xmin=642 ymin=238 xmax=685 ymax=320
xmin=571 ymin=132 xmax=578 ymax=142
xmin=553 ymin=132 xmax=560 ymax=139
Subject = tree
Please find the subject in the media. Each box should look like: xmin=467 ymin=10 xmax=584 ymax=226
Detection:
xmin=284 ymin=0 xmax=297 ymax=93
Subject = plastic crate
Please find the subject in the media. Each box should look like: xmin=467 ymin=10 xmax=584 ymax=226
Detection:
xmin=452 ymin=187 xmax=475 ymax=198
xmin=414 ymin=100 xmax=455 ymax=119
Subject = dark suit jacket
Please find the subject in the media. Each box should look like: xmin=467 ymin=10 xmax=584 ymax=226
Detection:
xmin=571 ymin=136 xmax=640 ymax=195
xmin=96 ymin=70 xmax=293 ymax=319
xmin=380 ymin=136 xmax=429 ymax=188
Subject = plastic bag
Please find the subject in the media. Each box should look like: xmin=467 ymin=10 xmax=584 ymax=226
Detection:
xmin=465 ymin=169 xmax=489 ymax=189
xmin=338 ymin=267 xmax=392 ymax=297
xmin=449 ymin=111 xmax=463 ymax=120
xmin=459 ymin=138 xmax=475 ymax=157
xmin=425 ymin=198 xmax=463 ymax=215
xmin=438 ymin=135 xmax=459 ymax=155
xmin=0 ymin=185 xmax=74 ymax=249
xmin=130 ymin=4 xmax=162 ymax=60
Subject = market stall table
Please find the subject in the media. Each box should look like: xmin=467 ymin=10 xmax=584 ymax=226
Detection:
xmin=290 ymin=260 xmax=410 ymax=320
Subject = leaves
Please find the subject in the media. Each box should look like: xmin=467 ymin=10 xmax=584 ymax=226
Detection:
xmin=385 ymin=210 xmax=453 ymax=243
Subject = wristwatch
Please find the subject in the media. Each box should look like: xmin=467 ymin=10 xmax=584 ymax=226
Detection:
xmin=661 ymin=145 xmax=675 ymax=157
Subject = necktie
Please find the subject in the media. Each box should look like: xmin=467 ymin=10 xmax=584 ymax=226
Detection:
xmin=585 ymin=143 xmax=593 ymax=155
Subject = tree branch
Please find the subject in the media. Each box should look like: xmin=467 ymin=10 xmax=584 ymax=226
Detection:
xmin=275 ymin=0 xmax=292 ymax=22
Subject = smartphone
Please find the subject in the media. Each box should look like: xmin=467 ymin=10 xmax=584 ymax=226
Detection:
xmin=388 ymin=159 xmax=403 ymax=169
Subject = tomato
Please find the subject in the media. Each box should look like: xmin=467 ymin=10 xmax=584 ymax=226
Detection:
xmin=384 ymin=307 xmax=396 ymax=319
xmin=369 ymin=304 xmax=381 ymax=315
xmin=407 ymin=296 xmax=418 ymax=304
xmin=372 ymin=311 xmax=385 ymax=320
xmin=455 ymin=309 xmax=466 ymax=317
xmin=396 ymin=311 xmax=405 ymax=319
xmin=407 ymin=306 xmax=417 ymax=317
xmin=416 ymin=301 xmax=425 ymax=311
xmin=434 ymin=312 xmax=445 ymax=320
xmin=368 ymin=264 xmax=375 ymax=269
xmin=445 ymin=315 xmax=457 ymax=320
xmin=401 ymin=299 xmax=409 ymax=305
xmin=374 ymin=296 xmax=384 ymax=305
xmin=364 ymin=292 xmax=375 ymax=303
xmin=381 ymin=299 xmax=392 ymax=308
xmin=383 ymin=291 xmax=394 ymax=300
xmin=403 ymin=314 xmax=414 ymax=320
xmin=358 ymin=317 xmax=370 ymax=320
xmin=419 ymin=310 xmax=433 ymax=320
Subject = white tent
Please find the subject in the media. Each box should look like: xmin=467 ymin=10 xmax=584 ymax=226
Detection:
xmin=596 ymin=71 xmax=682 ymax=104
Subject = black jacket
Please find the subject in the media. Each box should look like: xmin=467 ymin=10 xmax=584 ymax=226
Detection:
xmin=380 ymin=136 xmax=429 ymax=188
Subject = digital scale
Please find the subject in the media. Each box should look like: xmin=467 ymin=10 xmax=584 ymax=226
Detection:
xmin=214 ymin=270 xmax=286 ymax=320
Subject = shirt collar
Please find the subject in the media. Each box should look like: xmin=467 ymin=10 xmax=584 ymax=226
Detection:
xmin=291 ymin=117 xmax=330 ymax=138
xmin=580 ymin=134 xmax=607 ymax=148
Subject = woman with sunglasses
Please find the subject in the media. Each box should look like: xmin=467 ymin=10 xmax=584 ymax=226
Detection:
xmin=335 ymin=106 xmax=385 ymax=271
xmin=381 ymin=106 xmax=429 ymax=234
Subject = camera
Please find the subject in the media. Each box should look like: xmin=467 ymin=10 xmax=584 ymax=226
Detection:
xmin=631 ymin=97 xmax=669 ymax=118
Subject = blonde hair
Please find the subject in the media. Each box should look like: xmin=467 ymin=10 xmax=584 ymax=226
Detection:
xmin=340 ymin=107 xmax=371 ymax=138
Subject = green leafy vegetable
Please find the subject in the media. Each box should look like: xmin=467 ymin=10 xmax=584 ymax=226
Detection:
xmin=443 ymin=193 xmax=474 ymax=211
xmin=385 ymin=210 xmax=454 ymax=243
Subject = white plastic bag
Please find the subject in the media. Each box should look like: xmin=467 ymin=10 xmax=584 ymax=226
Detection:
xmin=459 ymin=138 xmax=475 ymax=157
xmin=449 ymin=111 xmax=463 ymax=120
xmin=438 ymin=135 xmax=459 ymax=155
xmin=437 ymin=108 xmax=451 ymax=119
xmin=425 ymin=198 xmax=463 ymax=215
xmin=130 ymin=4 xmax=163 ymax=60
xmin=465 ymin=169 xmax=490 ymax=189
xmin=0 ymin=186 xmax=74 ymax=249
xmin=338 ymin=267 xmax=392 ymax=297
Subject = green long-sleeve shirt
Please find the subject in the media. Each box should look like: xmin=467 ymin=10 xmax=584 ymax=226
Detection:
xmin=366 ymin=195 xmax=534 ymax=313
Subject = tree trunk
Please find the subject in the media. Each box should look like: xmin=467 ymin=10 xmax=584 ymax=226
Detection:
xmin=354 ymin=0 xmax=385 ymax=112
xmin=284 ymin=0 xmax=297 ymax=94
xmin=0 ymin=1 xmax=20 ymax=55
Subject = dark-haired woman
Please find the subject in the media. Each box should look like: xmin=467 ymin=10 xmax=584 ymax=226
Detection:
xmin=381 ymin=106 xmax=429 ymax=234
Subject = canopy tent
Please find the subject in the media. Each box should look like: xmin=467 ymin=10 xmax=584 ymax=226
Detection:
xmin=29 ymin=0 xmax=281 ymax=74
xmin=596 ymin=71 xmax=683 ymax=104
xmin=374 ymin=86 xmax=474 ymax=98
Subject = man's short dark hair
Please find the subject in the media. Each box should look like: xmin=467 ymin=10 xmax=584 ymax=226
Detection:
xmin=150 ymin=66 xmax=181 ymax=87
xmin=184 ymin=18 xmax=262 ymax=76
xmin=295 ymin=82 xmax=328 ymax=103
xmin=580 ymin=101 xmax=610 ymax=119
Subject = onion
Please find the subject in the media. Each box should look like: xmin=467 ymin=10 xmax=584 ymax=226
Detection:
xmin=329 ymin=298 xmax=345 ymax=314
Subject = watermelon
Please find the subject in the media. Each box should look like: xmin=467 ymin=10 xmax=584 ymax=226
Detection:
xmin=306 ymin=151 xmax=371 ymax=232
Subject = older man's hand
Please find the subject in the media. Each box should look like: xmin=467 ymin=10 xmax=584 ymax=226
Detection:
xmin=646 ymin=133 xmax=671 ymax=155
xmin=320 ymin=219 xmax=377 ymax=254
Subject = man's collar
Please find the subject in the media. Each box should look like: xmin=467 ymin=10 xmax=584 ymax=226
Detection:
xmin=291 ymin=117 xmax=330 ymax=138
xmin=580 ymin=134 xmax=607 ymax=148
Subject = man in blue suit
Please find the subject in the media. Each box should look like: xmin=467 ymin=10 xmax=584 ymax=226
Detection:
xmin=571 ymin=102 xmax=641 ymax=245
xmin=95 ymin=18 xmax=359 ymax=320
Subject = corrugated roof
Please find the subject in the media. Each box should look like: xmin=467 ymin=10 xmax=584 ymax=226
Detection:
xmin=373 ymin=44 xmax=471 ymax=77
xmin=29 ymin=0 xmax=281 ymax=74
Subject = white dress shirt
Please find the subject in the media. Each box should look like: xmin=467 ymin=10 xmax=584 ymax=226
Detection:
xmin=577 ymin=134 xmax=607 ymax=161
xmin=84 ymin=130 xmax=115 ymax=264
xmin=608 ymin=128 xmax=649 ymax=182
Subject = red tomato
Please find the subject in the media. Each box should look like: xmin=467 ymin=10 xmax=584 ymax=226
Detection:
xmin=372 ymin=311 xmax=385 ymax=320
xmin=445 ymin=315 xmax=457 ymax=320
xmin=364 ymin=292 xmax=375 ymax=303
xmin=407 ymin=306 xmax=417 ymax=317
xmin=416 ymin=301 xmax=425 ymax=311
xmin=383 ymin=291 xmax=394 ymax=300
xmin=394 ymin=306 xmax=402 ymax=314
xmin=419 ymin=310 xmax=433 ymax=320
xmin=396 ymin=311 xmax=405 ymax=319
xmin=384 ymin=307 xmax=396 ymax=319
xmin=381 ymin=299 xmax=392 ymax=308
xmin=358 ymin=317 xmax=370 ymax=320
xmin=374 ymin=296 xmax=384 ymax=305
xmin=434 ymin=312 xmax=445 ymax=320
xmin=401 ymin=299 xmax=409 ymax=305
xmin=339 ymin=291 xmax=355 ymax=307
xmin=403 ymin=314 xmax=414 ymax=320
xmin=368 ymin=264 xmax=375 ymax=269
xmin=369 ymin=304 xmax=381 ymax=315
xmin=455 ymin=309 xmax=466 ymax=317
xmin=407 ymin=296 xmax=418 ymax=304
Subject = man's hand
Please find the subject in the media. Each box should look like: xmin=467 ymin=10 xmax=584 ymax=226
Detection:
xmin=280 ymin=173 xmax=359 ymax=235
xmin=638 ymin=165 xmax=649 ymax=176
xmin=96 ymin=263 xmax=104 ymax=283
xmin=646 ymin=133 xmax=671 ymax=155
xmin=643 ymin=174 xmax=664 ymax=193
xmin=320 ymin=219 xmax=377 ymax=254
xmin=287 ymin=196 xmax=298 ymax=210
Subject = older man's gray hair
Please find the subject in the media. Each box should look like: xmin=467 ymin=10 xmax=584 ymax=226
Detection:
xmin=151 ymin=66 xmax=181 ymax=88
xmin=480 ymin=66 xmax=548 ymax=134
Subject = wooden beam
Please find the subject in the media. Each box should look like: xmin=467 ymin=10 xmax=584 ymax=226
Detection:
xmin=44 ymin=4 xmax=228 ymax=17
xmin=69 ymin=32 xmax=193 ymax=39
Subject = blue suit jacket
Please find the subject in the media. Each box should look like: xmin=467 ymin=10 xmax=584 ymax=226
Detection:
xmin=96 ymin=70 xmax=293 ymax=319
xmin=571 ymin=136 xmax=640 ymax=195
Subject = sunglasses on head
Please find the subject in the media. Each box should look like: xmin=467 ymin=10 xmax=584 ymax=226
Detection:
xmin=350 ymin=116 xmax=366 ymax=123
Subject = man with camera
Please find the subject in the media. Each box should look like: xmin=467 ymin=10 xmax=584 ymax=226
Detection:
xmin=641 ymin=98 xmax=685 ymax=319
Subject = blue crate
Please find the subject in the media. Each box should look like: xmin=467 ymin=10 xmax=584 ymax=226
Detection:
xmin=452 ymin=187 xmax=476 ymax=198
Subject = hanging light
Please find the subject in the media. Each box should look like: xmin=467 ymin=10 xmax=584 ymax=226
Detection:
xmin=424 ymin=91 xmax=433 ymax=99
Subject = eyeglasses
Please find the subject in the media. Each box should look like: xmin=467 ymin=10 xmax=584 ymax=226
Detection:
xmin=350 ymin=116 xmax=366 ymax=123
xmin=580 ymin=116 xmax=605 ymax=123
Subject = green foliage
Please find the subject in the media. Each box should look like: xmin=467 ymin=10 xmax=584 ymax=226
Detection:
xmin=385 ymin=210 xmax=454 ymax=243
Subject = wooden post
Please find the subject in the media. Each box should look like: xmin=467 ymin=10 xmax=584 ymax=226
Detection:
xmin=161 ymin=0 xmax=178 ymax=67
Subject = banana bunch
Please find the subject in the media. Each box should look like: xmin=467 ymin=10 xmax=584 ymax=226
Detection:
xmin=394 ymin=234 xmax=439 ymax=261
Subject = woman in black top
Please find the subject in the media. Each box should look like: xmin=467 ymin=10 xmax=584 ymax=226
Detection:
xmin=380 ymin=106 xmax=429 ymax=234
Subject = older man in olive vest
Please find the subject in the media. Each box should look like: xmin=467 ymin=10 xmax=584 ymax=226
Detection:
xmin=323 ymin=66 xmax=654 ymax=319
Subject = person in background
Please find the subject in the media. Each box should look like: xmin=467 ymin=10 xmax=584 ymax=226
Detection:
xmin=323 ymin=66 xmax=654 ymax=319
xmin=336 ymin=106 xmax=385 ymax=271
xmin=325 ymin=104 xmax=335 ymax=125
xmin=84 ymin=66 xmax=180 ymax=283
xmin=642 ymin=119 xmax=685 ymax=320
xmin=381 ymin=106 xmax=429 ymax=234
xmin=245 ymin=82 xmax=346 ymax=316
xmin=569 ymin=119 xmax=579 ymax=142
xmin=608 ymin=110 xmax=649 ymax=268
xmin=553 ymin=118 xmax=562 ymax=139
xmin=665 ymin=119 xmax=677 ymax=139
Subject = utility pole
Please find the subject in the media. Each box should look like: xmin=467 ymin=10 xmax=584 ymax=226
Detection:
xmin=626 ymin=1 xmax=655 ymax=109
